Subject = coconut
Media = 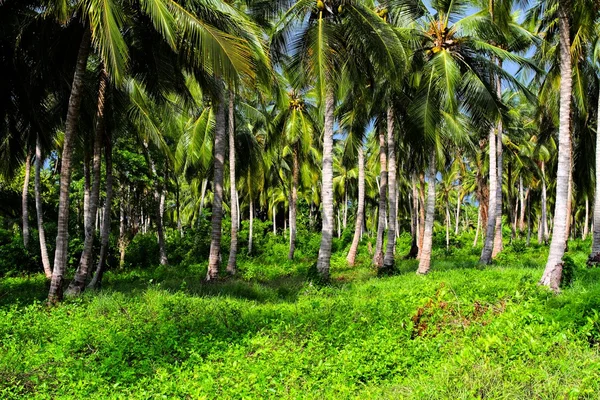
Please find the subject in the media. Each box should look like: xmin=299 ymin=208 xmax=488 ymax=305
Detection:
xmin=317 ymin=0 xmax=325 ymax=10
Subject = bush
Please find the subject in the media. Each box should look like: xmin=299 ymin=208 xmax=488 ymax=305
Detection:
xmin=124 ymin=233 xmax=160 ymax=269
xmin=0 ymin=228 xmax=37 ymax=277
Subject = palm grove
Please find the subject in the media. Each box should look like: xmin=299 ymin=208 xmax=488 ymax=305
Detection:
xmin=1 ymin=0 xmax=599 ymax=302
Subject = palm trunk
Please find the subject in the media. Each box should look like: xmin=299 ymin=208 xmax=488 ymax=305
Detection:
xmin=66 ymin=68 xmax=107 ymax=296
xmin=273 ymin=205 xmax=277 ymax=235
xmin=35 ymin=136 xmax=52 ymax=278
xmin=206 ymin=99 xmax=227 ymax=280
xmin=288 ymin=146 xmax=299 ymax=260
xmin=591 ymin=83 xmax=600 ymax=257
xmin=565 ymin=163 xmax=573 ymax=245
xmin=540 ymin=7 xmax=572 ymax=291
xmin=22 ymin=150 xmax=32 ymax=249
xmin=198 ymin=178 xmax=208 ymax=223
xmin=518 ymin=177 xmax=526 ymax=232
xmin=316 ymin=87 xmax=335 ymax=280
xmin=583 ymin=197 xmax=589 ymax=240
xmin=48 ymin=29 xmax=92 ymax=303
xmin=474 ymin=207 xmax=481 ymax=247
xmin=343 ymin=191 xmax=348 ymax=229
xmin=227 ymin=93 xmax=238 ymax=275
xmin=445 ymin=202 xmax=450 ymax=251
xmin=418 ymin=173 xmax=425 ymax=257
xmin=118 ymin=193 xmax=127 ymax=268
xmin=248 ymin=199 xmax=254 ymax=255
xmin=383 ymin=106 xmax=397 ymax=270
xmin=83 ymin=151 xmax=91 ymax=234
xmin=347 ymin=144 xmax=365 ymax=266
xmin=541 ymin=161 xmax=548 ymax=243
xmin=537 ymin=215 xmax=543 ymax=244
xmin=454 ymin=187 xmax=461 ymax=235
xmin=89 ymin=130 xmax=113 ymax=290
xmin=144 ymin=145 xmax=168 ymax=267
xmin=492 ymin=65 xmax=503 ymax=257
xmin=373 ymin=128 xmax=388 ymax=267
xmin=417 ymin=149 xmax=436 ymax=274
xmin=479 ymin=123 xmax=498 ymax=264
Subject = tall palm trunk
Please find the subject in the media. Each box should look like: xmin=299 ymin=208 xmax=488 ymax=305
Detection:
xmin=454 ymin=185 xmax=461 ymax=235
xmin=22 ymin=150 xmax=32 ymax=248
xmin=583 ymin=197 xmax=589 ymax=240
xmin=249 ymin=198 xmax=254 ymax=255
xmin=417 ymin=173 xmax=425 ymax=257
xmin=591 ymin=84 xmax=600 ymax=258
xmin=417 ymin=149 xmax=436 ymax=274
xmin=492 ymin=66 xmax=503 ymax=257
xmin=541 ymin=161 xmax=548 ymax=243
xmin=118 ymin=192 xmax=127 ymax=267
xmin=35 ymin=136 xmax=52 ymax=278
xmin=198 ymin=178 xmax=208 ymax=222
xmin=316 ymin=87 xmax=335 ymax=279
xmin=206 ymin=99 xmax=227 ymax=280
xmin=157 ymin=171 xmax=168 ymax=265
xmin=373 ymin=129 xmax=388 ymax=267
xmin=518 ymin=177 xmax=526 ymax=232
xmin=48 ymin=29 xmax=92 ymax=303
xmin=383 ymin=106 xmax=397 ymax=270
xmin=479 ymin=124 xmax=498 ymax=264
xmin=474 ymin=207 xmax=481 ymax=247
xmin=541 ymin=7 xmax=572 ymax=291
xmin=227 ymin=93 xmax=238 ymax=274
xmin=445 ymin=202 xmax=450 ymax=251
xmin=66 ymin=68 xmax=107 ymax=296
xmin=89 ymin=130 xmax=113 ymax=290
xmin=347 ymin=144 xmax=365 ymax=266
xmin=288 ymin=146 xmax=299 ymax=260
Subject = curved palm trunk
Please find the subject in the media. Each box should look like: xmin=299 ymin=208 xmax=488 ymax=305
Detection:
xmin=591 ymin=84 xmax=600 ymax=258
xmin=35 ymin=136 xmax=52 ymax=278
xmin=66 ymin=68 xmax=107 ymax=296
xmin=22 ymin=150 xmax=32 ymax=249
xmin=417 ymin=150 xmax=436 ymax=274
xmin=227 ymin=93 xmax=238 ymax=274
xmin=316 ymin=87 xmax=335 ymax=280
xmin=383 ymin=106 xmax=397 ymax=270
xmin=206 ymin=99 xmax=227 ymax=280
xmin=373 ymin=129 xmax=388 ymax=267
xmin=288 ymin=146 xmax=299 ymax=260
xmin=541 ymin=7 xmax=572 ymax=291
xmin=48 ymin=29 xmax=92 ymax=303
xmin=347 ymin=144 xmax=365 ymax=266
xmin=480 ymin=123 xmax=498 ymax=264
xmin=88 ymin=131 xmax=113 ymax=290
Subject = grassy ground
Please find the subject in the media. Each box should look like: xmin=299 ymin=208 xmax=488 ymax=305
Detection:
xmin=2 ymin=239 xmax=600 ymax=399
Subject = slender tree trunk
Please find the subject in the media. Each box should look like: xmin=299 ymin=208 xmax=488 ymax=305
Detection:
xmin=198 ymin=178 xmax=208 ymax=222
xmin=591 ymin=83 xmax=600 ymax=258
xmin=492 ymin=65 xmax=504 ymax=257
xmin=565 ymin=162 xmax=573 ymax=245
xmin=343 ymin=191 xmax=348 ymax=229
xmin=374 ymin=129 xmax=388 ymax=267
xmin=541 ymin=161 xmax=548 ymax=243
xmin=317 ymin=87 xmax=335 ymax=279
xmin=474 ymin=207 xmax=481 ymax=247
xmin=417 ymin=149 xmax=436 ymax=274
xmin=227 ymin=93 xmax=238 ymax=275
xmin=288 ymin=146 xmax=299 ymax=260
xmin=518 ymin=177 xmax=526 ymax=232
xmin=176 ymin=180 xmax=182 ymax=236
xmin=35 ymin=136 xmax=52 ymax=278
xmin=89 ymin=130 xmax=113 ymax=290
xmin=22 ymin=150 xmax=32 ymax=249
xmin=337 ymin=209 xmax=341 ymax=238
xmin=480 ymin=123 xmax=498 ymax=264
xmin=418 ymin=173 xmax=425 ymax=257
xmin=526 ymin=195 xmax=532 ymax=246
xmin=248 ymin=199 xmax=254 ymax=255
xmin=454 ymin=190 xmax=461 ymax=235
xmin=383 ymin=106 xmax=397 ymax=270
xmin=66 ymin=68 xmax=107 ymax=296
xmin=206 ymin=98 xmax=227 ymax=280
xmin=583 ymin=197 xmax=589 ymax=240
xmin=273 ymin=205 xmax=276 ymax=235
xmin=537 ymin=215 xmax=543 ymax=244
xmin=48 ymin=29 xmax=92 ymax=303
xmin=347 ymin=144 xmax=365 ymax=266
xmin=119 ymin=193 xmax=127 ymax=268
xmin=541 ymin=7 xmax=572 ymax=291
xmin=445 ymin=202 xmax=450 ymax=251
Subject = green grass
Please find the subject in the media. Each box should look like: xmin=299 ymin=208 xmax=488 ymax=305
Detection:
xmin=2 ymin=241 xmax=600 ymax=399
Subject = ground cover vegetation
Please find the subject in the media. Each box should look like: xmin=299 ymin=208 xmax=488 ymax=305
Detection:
xmin=3 ymin=0 xmax=600 ymax=397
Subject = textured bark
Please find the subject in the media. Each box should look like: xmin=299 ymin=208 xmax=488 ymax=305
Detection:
xmin=157 ymin=171 xmax=168 ymax=266
xmin=316 ymin=87 xmax=335 ymax=279
xmin=248 ymin=199 xmax=254 ymax=254
xmin=480 ymin=123 xmax=498 ymax=264
xmin=89 ymin=131 xmax=113 ymax=290
xmin=198 ymin=178 xmax=208 ymax=222
xmin=583 ymin=197 xmax=589 ymax=240
xmin=48 ymin=29 xmax=92 ymax=303
xmin=288 ymin=146 xmax=299 ymax=260
xmin=35 ymin=136 xmax=52 ymax=278
xmin=227 ymin=93 xmax=238 ymax=274
xmin=206 ymin=99 xmax=227 ymax=280
xmin=383 ymin=106 xmax=397 ymax=270
xmin=343 ymin=191 xmax=348 ymax=229
xmin=592 ymin=84 xmax=600 ymax=256
xmin=541 ymin=161 xmax=548 ymax=243
xmin=347 ymin=144 xmax=365 ymax=266
xmin=474 ymin=207 xmax=481 ymax=247
xmin=492 ymin=65 xmax=504 ymax=257
xmin=118 ymin=194 xmax=127 ymax=267
xmin=22 ymin=150 xmax=32 ymax=249
xmin=66 ymin=68 xmax=107 ymax=296
xmin=445 ymin=203 xmax=450 ymax=250
xmin=541 ymin=7 xmax=572 ymax=291
xmin=518 ymin=177 xmax=526 ymax=232
xmin=417 ymin=173 xmax=425 ymax=257
xmin=373 ymin=129 xmax=388 ymax=267
xmin=454 ymin=182 xmax=461 ymax=235
xmin=417 ymin=150 xmax=436 ymax=274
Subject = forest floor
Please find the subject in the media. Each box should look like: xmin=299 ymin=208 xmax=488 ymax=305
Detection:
xmin=2 ymin=240 xmax=600 ymax=399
